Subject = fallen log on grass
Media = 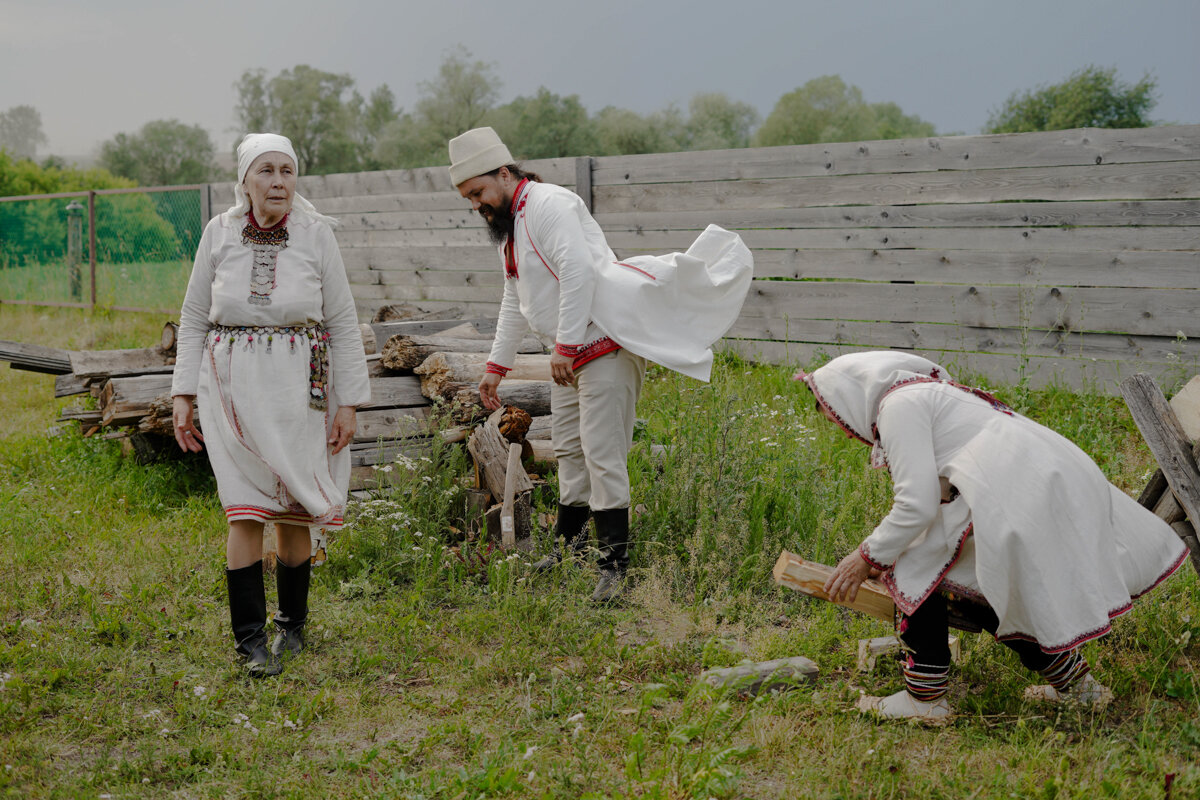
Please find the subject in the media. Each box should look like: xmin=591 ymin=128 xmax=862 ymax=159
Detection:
xmin=772 ymin=550 xmax=895 ymax=622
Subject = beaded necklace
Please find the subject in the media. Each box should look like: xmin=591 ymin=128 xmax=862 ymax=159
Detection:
xmin=241 ymin=210 xmax=289 ymax=306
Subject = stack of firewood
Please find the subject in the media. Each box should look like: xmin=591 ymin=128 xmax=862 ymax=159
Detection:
xmin=0 ymin=315 xmax=561 ymax=494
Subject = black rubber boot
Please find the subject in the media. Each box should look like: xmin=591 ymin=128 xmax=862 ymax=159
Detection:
xmin=226 ymin=561 xmax=281 ymax=677
xmin=532 ymin=504 xmax=592 ymax=571
xmin=591 ymin=508 xmax=630 ymax=602
xmin=271 ymin=556 xmax=310 ymax=658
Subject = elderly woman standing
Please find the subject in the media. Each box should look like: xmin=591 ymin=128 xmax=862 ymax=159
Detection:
xmin=171 ymin=133 xmax=370 ymax=677
xmin=801 ymin=351 xmax=1186 ymax=721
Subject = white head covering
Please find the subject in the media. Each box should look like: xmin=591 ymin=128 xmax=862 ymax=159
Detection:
xmin=226 ymin=133 xmax=337 ymax=226
xmin=448 ymin=127 xmax=514 ymax=187
xmin=798 ymin=351 xmax=951 ymax=467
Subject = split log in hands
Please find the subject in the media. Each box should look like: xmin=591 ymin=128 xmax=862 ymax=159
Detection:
xmin=772 ymin=550 xmax=895 ymax=622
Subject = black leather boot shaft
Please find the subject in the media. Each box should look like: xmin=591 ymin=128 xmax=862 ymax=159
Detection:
xmin=592 ymin=508 xmax=630 ymax=573
xmin=272 ymin=556 xmax=311 ymax=657
xmin=557 ymin=503 xmax=592 ymax=553
xmin=226 ymin=561 xmax=281 ymax=676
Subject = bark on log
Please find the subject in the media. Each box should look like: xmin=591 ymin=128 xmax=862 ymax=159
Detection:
xmin=442 ymin=379 xmax=552 ymax=422
xmin=416 ymin=353 xmax=552 ymax=399
xmin=380 ymin=334 xmax=544 ymax=371
xmin=772 ymin=550 xmax=895 ymax=622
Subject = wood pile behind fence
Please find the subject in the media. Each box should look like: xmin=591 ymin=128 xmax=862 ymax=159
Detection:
xmin=206 ymin=125 xmax=1200 ymax=393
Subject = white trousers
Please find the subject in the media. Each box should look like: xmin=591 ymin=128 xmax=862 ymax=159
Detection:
xmin=550 ymin=348 xmax=647 ymax=510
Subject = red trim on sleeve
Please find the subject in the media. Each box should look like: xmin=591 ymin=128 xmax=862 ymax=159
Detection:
xmin=485 ymin=361 xmax=511 ymax=376
xmin=555 ymin=343 xmax=581 ymax=358
xmin=859 ymin=542 xmax=891 ymax=572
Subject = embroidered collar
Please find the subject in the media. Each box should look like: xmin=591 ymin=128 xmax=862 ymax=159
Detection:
xmin=247 ymin=209 xmax=288 ymax=231
xmin=503 ymin=179 xmax=531 ymax=279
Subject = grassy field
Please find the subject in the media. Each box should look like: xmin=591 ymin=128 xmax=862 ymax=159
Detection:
xmin=1 ymin=305 xmax=1198 ymax=799
xmin=0 ymin=259 xmax=189 ymax=312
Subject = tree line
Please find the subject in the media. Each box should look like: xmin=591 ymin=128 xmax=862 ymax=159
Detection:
xmin=0 ymin=57 xmax=1162 ymax=190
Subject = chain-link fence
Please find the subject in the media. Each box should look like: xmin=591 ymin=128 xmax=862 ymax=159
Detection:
xmin=0 ymin=185 xmax=208 ymax=313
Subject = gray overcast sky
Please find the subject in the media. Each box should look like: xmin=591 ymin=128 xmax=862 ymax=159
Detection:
xmin=2 ymin=0 xmax=1197 ymax=162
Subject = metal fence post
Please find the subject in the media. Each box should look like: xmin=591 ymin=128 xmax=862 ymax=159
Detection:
xmin=65 ymin=199 xmax=84 ymax=300
xmin=88 ymin=190 xmax=96 ymax=307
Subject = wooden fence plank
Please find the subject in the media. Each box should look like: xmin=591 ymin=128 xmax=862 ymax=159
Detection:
xmin=592 ymin=125 xmax=1200 ymax=185
xmin=607 ymin=225 xmax=1200 ymax=255
xmin=335 ymin=228 xmax=492 ymax=248
xmin=737 ymin=282 xmax=1200 ymax=338
xmin=725 ymin=317 xmax=1200 ymax=364
xmin=333 ymin=209 xmax=481 ymax=231
xmin=341 ymin=245 xmax=496 ymax=271
xmin=736 ymin=248 xmax=1200 ymax=289
xmin=594 ymin=199 xmax=1200 ymax=231
xmin=371 ymin=269 xmax=504 ymax=289
xmin=593 ymin=160 xmax=1200 ymax=214
xmin=721 ymin=339 xmax=1192 ymax=395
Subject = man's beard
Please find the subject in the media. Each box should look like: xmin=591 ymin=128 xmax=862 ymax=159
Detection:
xmin=479 ymin=203 xmax=514 ymax=245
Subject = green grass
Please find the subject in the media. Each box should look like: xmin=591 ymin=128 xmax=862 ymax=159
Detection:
xmin=0 ymin=259 xmax=190 ymax=311
xmin=1 ymin=305 xmax=1198 ymax=798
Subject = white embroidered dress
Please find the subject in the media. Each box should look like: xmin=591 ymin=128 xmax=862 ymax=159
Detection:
xmin=804 ymin=352 xmax=1187 ymax=653
xmin=172 ymin=209 xmax=370 ymax=528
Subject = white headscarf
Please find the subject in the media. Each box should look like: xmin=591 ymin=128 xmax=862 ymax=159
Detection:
xmin=226 ymin=133 xmax=337 ymax=226
xmin=798 ymin=351 xmax=951 ymax=467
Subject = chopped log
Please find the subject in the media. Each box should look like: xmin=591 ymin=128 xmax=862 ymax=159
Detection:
xmin=1170 ymin=375 xmax=1200 ymax=442
xmin=468 ymin=412 xmax=534 ymax=503
xmin=100 ymin=375 xmax=173 ymax=426
xmin=484 ymin=495 xmax=532 ymax=547
xmin=700 ymin=657 xmax=819 ymax=696
xmin=500 ymin=442 xmax=523 ymax=548
xmin=444 ymin=379 xmax=553 ymax=421
xmin=160 ymin=322 xmax=178 ymax=355
xmin=1138 ymin=468 xmax=1169 ymax=510
xmin=69 ymin=347 xmax=172 ymax=379
xmin=1120 ymin=375 xmax=1200 ymax=573
xmin=416 ymin=353 xmax=552 ymax=399
xmin=359 ymin=323 xmax=377 ymax=355
xmin=772 ymin=550 xmax=895 ymax=622
xmin=857 ymin=635 xmax=959 ymax=672
xmin=55 ymin=372 xmax=90 ymax=397
xmin=0 ymin=340 xmax=72 ymax=374
xmin=1153 ymin=484 xmax=1188 ymax=525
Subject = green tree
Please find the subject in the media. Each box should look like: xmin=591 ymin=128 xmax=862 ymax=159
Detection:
xmin=486 ymin=88 xmax=598 ymax=159
xmin=98 ymin=119 xmax=217 ymax=186
xmin=592 ymin=106 xmax=685 ymax=155
xmin=985 ymin=65 xmax=1157 ymax=133
xmin=374 ymin=47 xmax=502 ymax=169
xmin=754 ymin=75 xmax=935 ymax=147
xmin=233 ymin=65 xmax=382 ymax=174
xmin=0 ymin=105 xmax=48 ymax=161
xmin=684 ymin=92 xmax=759 ymax=150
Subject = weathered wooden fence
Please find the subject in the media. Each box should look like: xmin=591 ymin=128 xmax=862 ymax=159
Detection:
xmin=210 ymin=125 xmax=1200 ymax=391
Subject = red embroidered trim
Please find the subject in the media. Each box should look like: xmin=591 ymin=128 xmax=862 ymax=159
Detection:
xmin=503 ymin=180 xmax=532 ymax=279
xmin=859 ymin=543 xmax=890 ymax=571
xmin=615 ymin=261 xmax=657 ymax=280
xmin=569 ymin=337 xmax=621 ymax=370
xmin=555 ymin=343 xmax=582 ymax=357
xmin=224 ymin=504 xmax=344 ymax=527
xmin=523 ymin=217 xmax=557 ymax=280
xmin=806 ymin=378 xmax=871 ymax=444
xmin=485 ymin=361 xmax=511 ymax=376
xmin=1130 ymin=545 xmax=1189 ymax=600
xmin=879 ymin=522 xmax=974 ymax=616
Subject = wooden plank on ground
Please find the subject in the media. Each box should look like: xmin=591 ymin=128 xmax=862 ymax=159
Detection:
xmin=359 ymin=375 xmax=429 ymax=409
xmin=593 ymin=160 xmax=1200 ymax=214
xmin=772 ymin=550 xmax=894 ymax=622
xmin=590 ymin=125 xmax=1200 ymax=185
xmin=68 ymin=348 xmax=172 ymax=379
xmin=1119 ymin=374 xmax=1200 ymax=532
xmin=0 ymin=340 xmax=73 ymax=374
xmin=100 ymin=375 xmax=172 ymax=426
